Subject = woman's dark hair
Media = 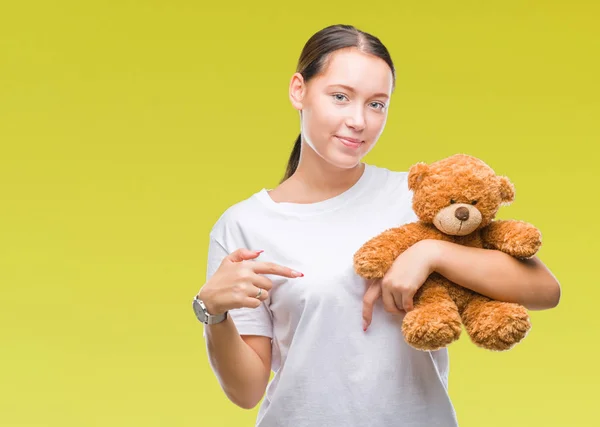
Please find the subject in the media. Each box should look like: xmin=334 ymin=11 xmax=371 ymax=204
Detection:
xmin=280 ymin=24 xmax=396 ymax=183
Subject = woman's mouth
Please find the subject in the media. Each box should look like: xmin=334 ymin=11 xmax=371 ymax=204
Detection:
xmin=335 ymin=135 xmax=364 ymax=149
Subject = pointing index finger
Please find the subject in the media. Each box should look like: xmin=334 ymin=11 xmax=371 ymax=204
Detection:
xmin=252 ymin=261 xmax=304 ymax=278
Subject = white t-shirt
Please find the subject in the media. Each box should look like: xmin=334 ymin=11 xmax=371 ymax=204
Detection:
xmin=204 ymin=163 xmax=459 ymax=427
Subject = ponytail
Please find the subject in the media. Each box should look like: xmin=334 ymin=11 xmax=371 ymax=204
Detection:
xmin=280 ymin=133 xmax=301 ymax=183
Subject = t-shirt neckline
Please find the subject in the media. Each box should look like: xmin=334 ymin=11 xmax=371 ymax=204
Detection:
xmin=254 ymin=163 xmax=375 ymax=215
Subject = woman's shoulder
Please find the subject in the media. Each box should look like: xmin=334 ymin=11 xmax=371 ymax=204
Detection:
xmin=208 ymin=191 xmax=265 ymax=239
xmin=366 ymin=163 xmax=410 ymax=190
xmin=364 ymin=163 xmax=417 ymax=219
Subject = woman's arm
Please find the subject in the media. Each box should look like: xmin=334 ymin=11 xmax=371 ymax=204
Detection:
xmin=426 ymin=239 xmax=561 ymax=311
xmin=204 ymin=317 xmax=271 ymax=410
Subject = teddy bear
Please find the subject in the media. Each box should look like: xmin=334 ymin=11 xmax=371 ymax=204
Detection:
xmin=353 ymin=154 xmax=542 ymax=352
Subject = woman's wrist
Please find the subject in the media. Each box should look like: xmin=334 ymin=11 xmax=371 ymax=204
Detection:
xmin=416 ymin=239 xmax=445 ymax=274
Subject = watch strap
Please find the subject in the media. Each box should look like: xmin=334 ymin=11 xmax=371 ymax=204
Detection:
xmin=195 ymin=296 xmax=228 ymax=325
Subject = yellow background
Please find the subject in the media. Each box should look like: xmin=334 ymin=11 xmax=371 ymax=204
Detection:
xmin=1 ymin=1 xmax=598 ymax=426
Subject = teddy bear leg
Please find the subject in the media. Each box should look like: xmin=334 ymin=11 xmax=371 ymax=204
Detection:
xmin=402 ymin=277 xmax=462 ymax=351
xmin=461 ymin=294 xmax=531 ymax=351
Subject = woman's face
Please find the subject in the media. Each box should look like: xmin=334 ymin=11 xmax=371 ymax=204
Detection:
xmin=289 ymin=47 xmax=394 ymax=169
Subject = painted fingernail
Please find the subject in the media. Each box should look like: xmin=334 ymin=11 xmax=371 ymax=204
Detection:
xmin=363 ymin=320 xmax=368 ymax=331
xmin=292 ymin=270 xmax=304 ymax=277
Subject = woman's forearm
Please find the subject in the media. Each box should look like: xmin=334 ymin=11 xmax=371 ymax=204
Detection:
xmin=428 ymin=240 xmax=561 ymax=310
xmin=204 ymin=317 xmax=270 ymax=409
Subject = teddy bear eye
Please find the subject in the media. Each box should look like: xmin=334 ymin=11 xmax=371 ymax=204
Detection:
xmin=471 ymin=200 xmax=478 ymax=205
xmin=450 ymin=199 xmax=456 ymax=204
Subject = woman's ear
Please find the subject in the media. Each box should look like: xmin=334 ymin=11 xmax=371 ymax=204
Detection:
xmin=408 ymin=162 xmax=428 ymax=191
xmin=289 ymin=73 xmax=305 ymax=111
xmin=498 ymin=176 xmax=515 ymax=204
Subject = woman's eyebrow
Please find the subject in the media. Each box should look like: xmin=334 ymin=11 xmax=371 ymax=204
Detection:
xmin=326 ymin=84 xmax=389 ymax=99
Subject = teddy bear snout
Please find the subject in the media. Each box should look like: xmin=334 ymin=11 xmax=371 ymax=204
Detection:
xmin=455 ymin=206 xmax=470 ymax=221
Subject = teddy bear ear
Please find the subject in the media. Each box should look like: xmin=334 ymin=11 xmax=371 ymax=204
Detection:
xmin=408 ymin=162 xmax=429 ymax=191
xmin=498 ymin=176 xmax=515 ymax=204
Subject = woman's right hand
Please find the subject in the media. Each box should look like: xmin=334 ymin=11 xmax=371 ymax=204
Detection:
xmin=198 ymin=248 xmax=304 ymax=315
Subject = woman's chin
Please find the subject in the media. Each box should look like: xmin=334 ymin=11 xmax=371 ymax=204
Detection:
xmin=326 ymin=151 xmax=364 ymax=169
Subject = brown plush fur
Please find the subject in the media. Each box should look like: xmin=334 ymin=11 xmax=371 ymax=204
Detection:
xmin=353 ymin=154 xmax=541 ymax=351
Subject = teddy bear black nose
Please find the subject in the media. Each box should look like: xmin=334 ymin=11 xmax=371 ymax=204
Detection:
xmin=455 ymin=206 xmax=470 ymax=221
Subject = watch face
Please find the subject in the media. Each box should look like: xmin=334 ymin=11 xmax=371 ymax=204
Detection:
xmin=192 ymin=298 xmax=207 ymax=323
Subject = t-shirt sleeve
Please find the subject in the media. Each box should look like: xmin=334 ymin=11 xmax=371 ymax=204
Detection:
xmin=202 ymin=226 xmax=274 ymax=339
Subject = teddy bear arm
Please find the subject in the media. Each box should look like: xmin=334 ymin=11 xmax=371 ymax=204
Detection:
xmin=481 ymin=220 xmax=542 ymax=259
xmin=353 ymin=223 xmax=441 ymax=279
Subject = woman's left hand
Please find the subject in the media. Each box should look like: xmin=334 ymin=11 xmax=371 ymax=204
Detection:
xmin=362 ymin=239 xmax=441 ymax=331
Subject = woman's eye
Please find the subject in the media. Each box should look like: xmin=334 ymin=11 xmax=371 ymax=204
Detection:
xmin=471 ymin=200 xmax=478 ymax=205
xmin=332 ymin=93 xmax=347 ymax=102
xmin=450 ymin=199 xmax=456 ymax=204
xmin=371 ymin=102 xmax=386 ymax=110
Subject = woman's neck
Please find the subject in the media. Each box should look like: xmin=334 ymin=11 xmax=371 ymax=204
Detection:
xmin=269 ymin=148 xmax=365 ymax=204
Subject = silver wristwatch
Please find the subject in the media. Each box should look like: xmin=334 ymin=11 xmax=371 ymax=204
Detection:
xmin=192 ymin=295 xmax=228 ymax=325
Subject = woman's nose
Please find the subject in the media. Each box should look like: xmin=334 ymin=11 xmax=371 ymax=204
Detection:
xmin=345 ymin=108 xmax=366 ymax=131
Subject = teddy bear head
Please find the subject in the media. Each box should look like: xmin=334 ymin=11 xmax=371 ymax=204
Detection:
xmin=407 ymin=154 xmax=515 ymax=236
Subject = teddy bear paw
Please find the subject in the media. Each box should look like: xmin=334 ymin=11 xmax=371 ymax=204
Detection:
xmin=353 ymin=251 xmax=393 ymax=279
xmin=505 ymin=224 xmax=542 ymax=258
xmin=402 ymin=303 xmax=462 ymax=351
xmin=465 ymin=302 xmax=531 ymax=351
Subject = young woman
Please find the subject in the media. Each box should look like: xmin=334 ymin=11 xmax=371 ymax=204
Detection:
xmin=194 ymin=24 xmax=561 ymax=427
